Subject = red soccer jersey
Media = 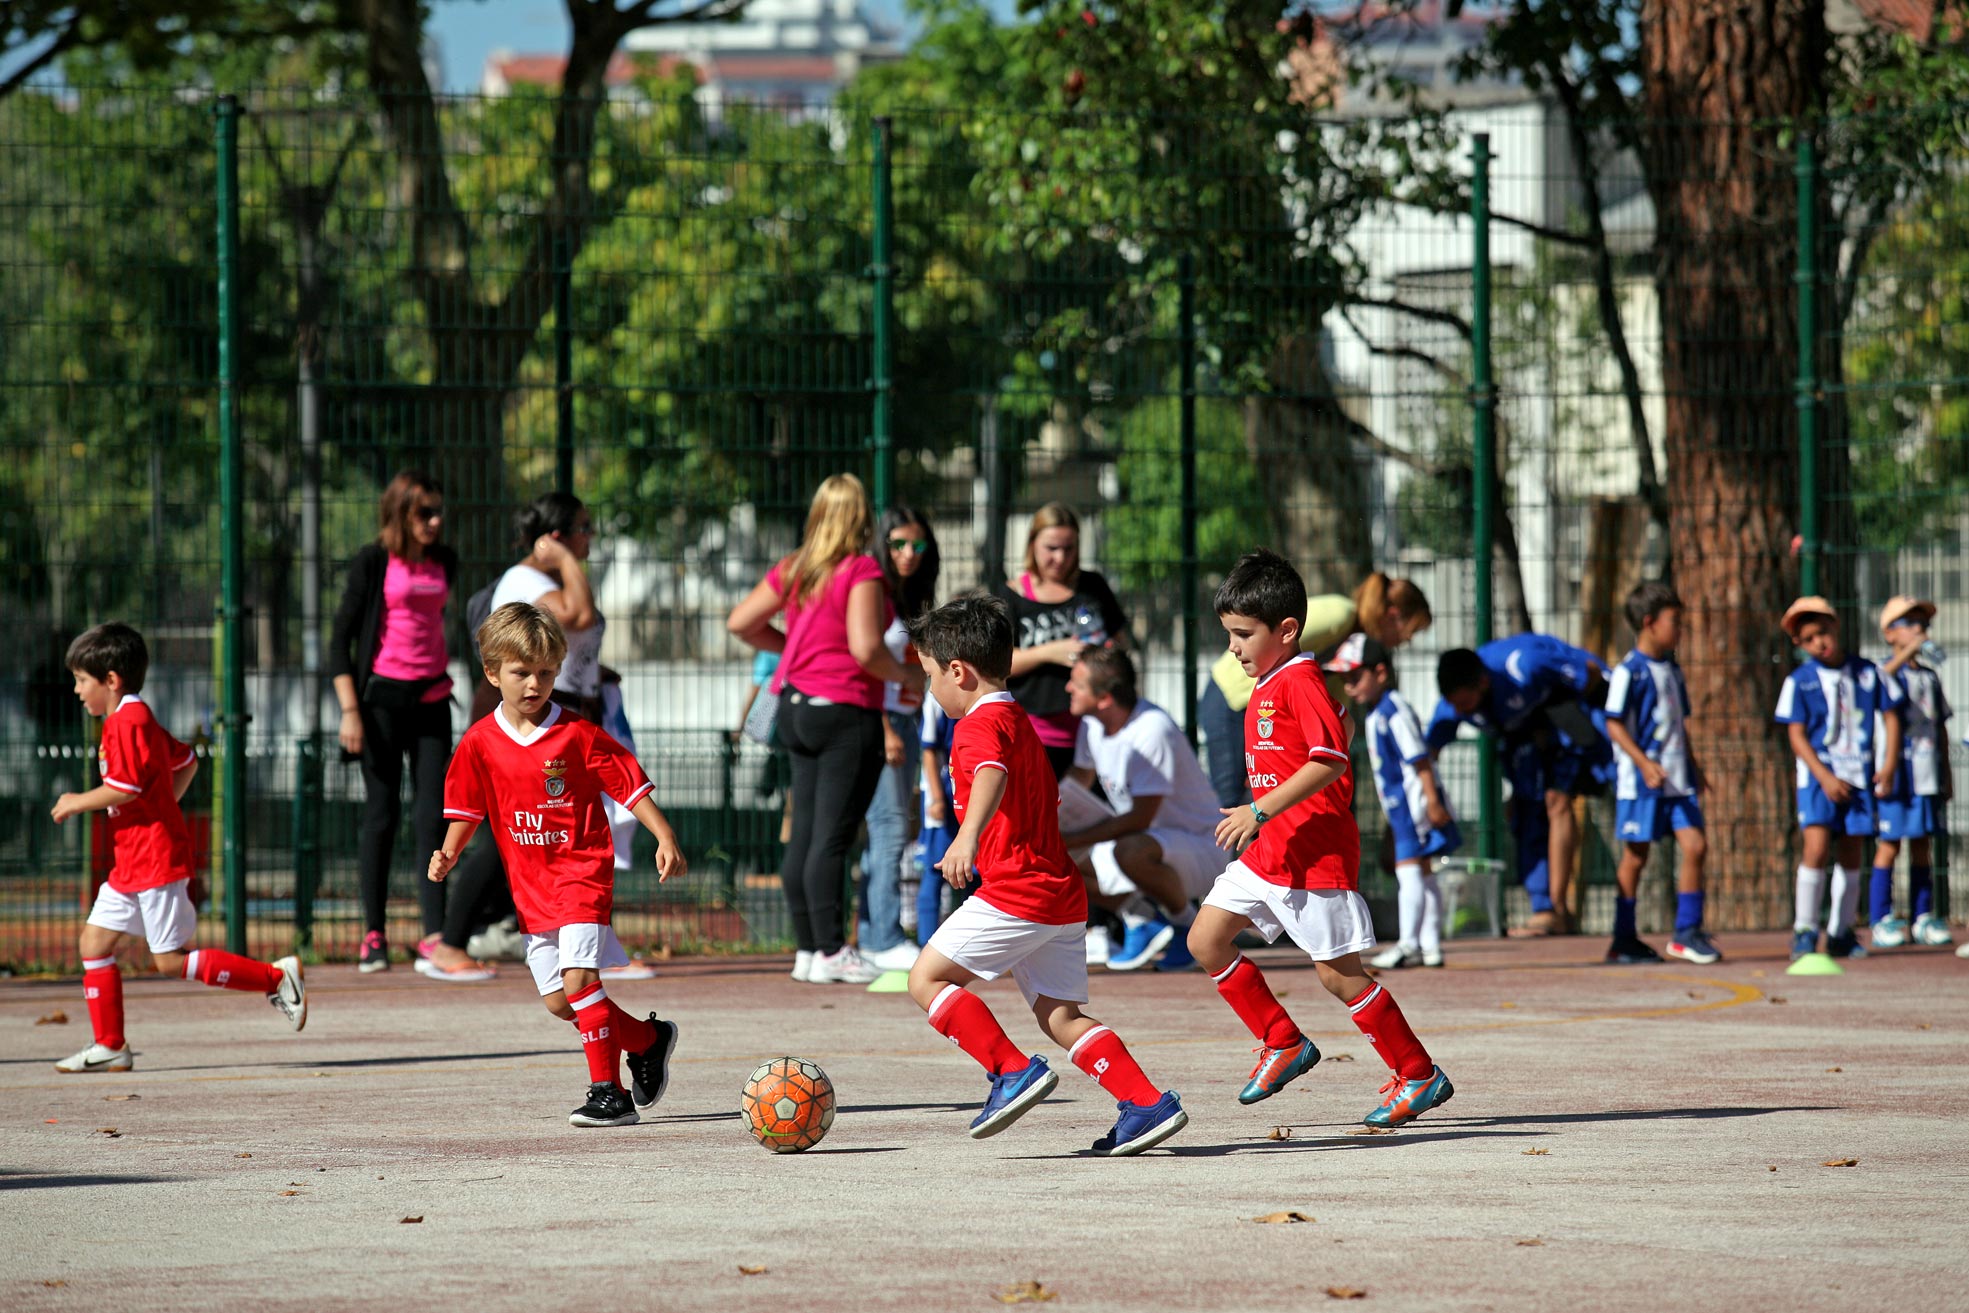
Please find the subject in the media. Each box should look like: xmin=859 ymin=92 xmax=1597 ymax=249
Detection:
xmin=441 ymin=702 xmax=654 ymax=934
xmin=950 ymin=692 xmax=1086 ymax=925
xmin=97 ymin=696 xmax=198 ymax=894
xmin=1244 ymin=654 xmax=1359 ymax=890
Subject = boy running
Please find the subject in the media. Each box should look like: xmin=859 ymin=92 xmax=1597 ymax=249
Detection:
xmin=430 ymin=603 xmax=685 ymax=1127
xmin=1603 ymin=582 xmax=1720 ymax=965
xmin=1190 ymin=551 xmax=1454 ymax=1128
xmin=904 ymin=596 xmax=1188 ymax=1157
xmin=51 ymin=623 xmax=306 ymax=1073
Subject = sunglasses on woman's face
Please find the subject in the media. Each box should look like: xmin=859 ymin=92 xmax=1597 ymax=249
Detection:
xmin=888 ymin=538 xmax=929 ymax=553
xmin=413 ymin=505 xmax=444 ymax=523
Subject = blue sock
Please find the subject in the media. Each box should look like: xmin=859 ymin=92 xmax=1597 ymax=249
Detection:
xmin=1613 ymin=896 xmax=1637 ymax=942
xmin=1675 ymin=891 xmax=1704 ymax=935
xmin=1869 ymin=867 xmax=1895 ymax=923
xmin=1911 ymin=866 xmax=1934 ymax=919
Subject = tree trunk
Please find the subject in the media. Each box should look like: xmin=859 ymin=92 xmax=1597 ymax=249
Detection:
xmin=1244 ymin=332 xmax=1373 ymax=595
xmin=1640 ymin=0 xmax=1827 ymax=928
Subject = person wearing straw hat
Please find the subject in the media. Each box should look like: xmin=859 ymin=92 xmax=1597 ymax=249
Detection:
xmin=1868 ymin=596 xmax=1953 ymax=950
xmin=1773 ymin=597 xmax=1904 ymax=961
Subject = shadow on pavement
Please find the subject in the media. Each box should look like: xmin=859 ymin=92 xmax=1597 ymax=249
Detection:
xmin=1441 ymin=1105 xmax=1838 ymax=1128
xmin=1 ymin=1172 xmax=180 ymax=1190
xmin=140 ymin=1049 xmax=572 ymax=1073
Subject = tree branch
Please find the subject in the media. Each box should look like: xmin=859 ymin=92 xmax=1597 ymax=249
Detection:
xmin=0 ymin=21 xmax=82 ymax=100
xmin=1345 ymin=292 xmax=1475 ymax=341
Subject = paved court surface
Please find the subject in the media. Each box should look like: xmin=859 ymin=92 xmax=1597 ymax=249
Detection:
xmin=4 ymin=934 xmax=1965 ymax=1311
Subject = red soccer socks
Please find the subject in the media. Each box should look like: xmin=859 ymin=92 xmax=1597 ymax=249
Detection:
xmin=928 ymin=984 xmax=1030 ymax=1077
xmin=1211 ymin=954 xmax=1305 ymax=1049
xmin=183 ymin=949 xmax=282 ymax=994
xmin=1068 ymin=1024 xmax=1159 ymax=1105
xmin=83 ymin=957 xmax=125 ymax=1051
xmin=1348 ymin=981 xmax=1433 ymax=1080
xmin=568 ymin=982 xmax=619 ymax=1085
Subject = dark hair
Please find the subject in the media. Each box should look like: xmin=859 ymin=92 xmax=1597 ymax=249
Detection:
xmin=66 ymin=622 xmax=149 ymax=693
xmin=1437 ymin=648 xmax=1487 ymax=697
xmin=878 ymin=504 xmax=942 ymax=620
xmin=378 ymin=470 xmax=442 ymax=560
xmin=514 ymin=491 xmax=586 ymax=554
xmin=1213 ymin=549 xmax=1307 ymax=630
xmin=1076 ymin=645 xmax=1138 ymax=708
xmin=1624 ymin=581 xmax=1683 ymax=634
xmin=906 ymin=593 xmax=1013 ymax=681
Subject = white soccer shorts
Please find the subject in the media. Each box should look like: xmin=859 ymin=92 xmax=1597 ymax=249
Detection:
xmin=524 ymin=923 xmax=631 ymax=995
xmin=1202 ymin=860 xmax=1377 ymax=962
xmin=86 ymin=879 xmax=197 ymax=953
xmin=925 ymin=897 xmax=1088 ymax=1008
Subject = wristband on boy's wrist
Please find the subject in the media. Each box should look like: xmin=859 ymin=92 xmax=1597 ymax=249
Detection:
xmin=1249 ymin=801 xmax=1267 ymax=826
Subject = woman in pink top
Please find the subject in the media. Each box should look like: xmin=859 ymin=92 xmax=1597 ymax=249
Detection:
xmin=728 ymin=474 xmax=923 ymax=985
xmin=329 ymin=471 xmax=458 ymax=972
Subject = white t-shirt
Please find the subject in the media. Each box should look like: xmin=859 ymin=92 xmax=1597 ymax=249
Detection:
xmin=880 ymin=614 xmax=923 ymax=718
xmin=491 ymin=564 xmax=605 ymax=698
xmin=1073 ymin=700 xmax=1221 ymax=836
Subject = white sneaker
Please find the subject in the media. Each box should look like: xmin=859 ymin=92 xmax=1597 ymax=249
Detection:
xmin=1085 ymin=926 xmax=1111 ymax=966
xmin=55 ymin=1042 xmax=132 ymax=1073
xmin=1370 ymin=943 xmax=1418 ymax=970
xmin=1421 ymin=949 xmax=1444 ymax=968
xmin=1912 ymin=912 xmax=1954 ymax=947
xmin=865 ymin=942 xmax=920 ymax=973
xmin=269 ymin=956 xmax=307 ymax=1031
xmin=1871 ymin=916 xmax=1910 ymax=950
xmin=1957 ymin=938 xmax=1969 ymax=959
xmin=791 ymin=950 xmax=815 ymax=982
xmin=809 ymin=945 xmax=880 ymax=984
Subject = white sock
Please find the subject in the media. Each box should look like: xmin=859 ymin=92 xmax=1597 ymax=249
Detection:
xmin=1794 ymin=865 xmax=1827 ymax=932
xmin=1395 ymin=862 xmax=1424 ymax=953
xmin=1418 ymin=871 xmax=1444 ymax=957
xmin=1829 ymin=865 xmax=1862 ymax=936
xmin=1119 ymin=896 xmax=1157 ymax=930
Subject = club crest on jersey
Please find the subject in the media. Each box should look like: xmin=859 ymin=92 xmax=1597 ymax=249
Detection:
xmin=1256 ymin=699 xmax=1277 ymax=741
xmin=542 ymin=758 xmax=568 ymax=798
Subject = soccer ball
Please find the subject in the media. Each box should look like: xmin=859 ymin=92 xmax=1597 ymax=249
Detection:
xmin=740 ymin=1056 xmax=836 ymax=1153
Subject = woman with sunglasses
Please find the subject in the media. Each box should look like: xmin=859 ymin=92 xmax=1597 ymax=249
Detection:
xmin=858 ymin=507 xmax=941 ymax=973
xmin=329 ymin=471 xmax=459 ymax=973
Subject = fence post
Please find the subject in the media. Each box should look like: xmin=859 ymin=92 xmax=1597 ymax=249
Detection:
xmin=1470 ymin=133 xmax=1502 ymax=866
xmin=871 ymin=116 xmax=895 ymax=512
xmin=1178 ymin=251 xmax=1199 ymax=745
xmin=215 ymin=96 xmax=249 ymax=955
xmin=555 ymin=230 xmax=575 ymax=495
xmin=1794 ymin=131 xmax=1820 ymax=599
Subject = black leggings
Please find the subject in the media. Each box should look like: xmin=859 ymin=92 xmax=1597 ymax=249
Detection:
xmin=439 ymin=839 xmax=514 ymax=951
xmin=356 ymin=695 xmax=451 ymax=936
xmin=777 ymin=693 xmax=885 ymax=955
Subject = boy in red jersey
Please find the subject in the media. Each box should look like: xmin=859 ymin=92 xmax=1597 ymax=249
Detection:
xmin=49 ymin=623 xmax=307 ymax=1073
xmin=904 ymin=596 xmax=1188 ymax=1156
xmin=1189 ymin=551 xmax=1455 ymax=1127
xmin=430 ymin=603 xmax=685 ymax=1128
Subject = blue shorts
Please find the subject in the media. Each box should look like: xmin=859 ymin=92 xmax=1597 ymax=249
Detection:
xmin=1615 ymin=795 xmax=1705 ymax=844
xmin=1797 ymin=782 xmax=1877 ymax=836
xmin=1876 ymin=795 xmax=1937 ymax=841
xmin=1389 ymin=812 xmax=1461 ymax=864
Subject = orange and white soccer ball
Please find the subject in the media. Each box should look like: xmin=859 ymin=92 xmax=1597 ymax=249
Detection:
xmin=740 ymin=1056 xmax=836 ymax=1153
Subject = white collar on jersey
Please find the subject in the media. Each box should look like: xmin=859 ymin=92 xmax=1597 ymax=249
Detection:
xmin=1254 ymin=652 xmax=1316 ymax=690
xmin=114 ymin=694 xmax=146 ymax=712
xmin=964 ymin=690 xmax=1017 ymax=717
xmin=493 ymin=698 xmax=563 ymax=747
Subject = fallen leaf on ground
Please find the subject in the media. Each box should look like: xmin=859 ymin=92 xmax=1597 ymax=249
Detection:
xmin=1276 ymin=990 xmax=1291 ymax=997
xmin=1348 ymin=1127 xmax=1395 ymax=1136
xmin=1751 ymin=969 xmax=1767 ymax=977
xmin=43 ymin=1119 xmax=57 ymax=1125
xmin=400 ymin=1216 xmax=424 ymax=1224
xmin=1266 ymin=1126 xmax=1294 ymax=1141
xmin=1329 ymin=1053 xmax=1355 ymax=1062
xmin=994 ymin=1280 xmax=1058 ymax=1304
xmin=236 ymin=1153 xmax=252 ymax=1159
xmin=1498 ymin=1002 xmax=1518 ymax=1009
xmin=1915 ymin=1023 xmax=1932 ymax=1031
xmin=1250 ymin=1211 xmax=1314 ymax=1224
xmin=1686 ymin=991 xmax=1705 ymax=999
xmin=41 ymin=1280 xmax=66 ymax=1288
xmin=94 ymin=1127 xmax=120 ymax=1137
xmin=279 ymin=1190 xmax=301 ymax=1197
xmin=1821 ymin=1158 xmax=1858 ymax=1168
xmin=1517 ymin=1238 xmax=1544 ymax=1246
xmin=1768 ymin=997 xmax=1787 ymax=1005
xmin=1824 ymin=1066 xmax=1842 ymax=1073
xmin=1522 ymin=1148 xmax=1550 ymax=1156
xmin=35 ymin=1011 xmax=68 ymax=1025
xmin=104 ymin=1094 xmax=139 ymax=1102
xmin=1325 ymin=1287 xmax=1367 ymax=1300
xmin=1768 ymin=1166 xmax=1778 ymax=1172
xmin=737 ymin=1265 xmax=767 ymax=1276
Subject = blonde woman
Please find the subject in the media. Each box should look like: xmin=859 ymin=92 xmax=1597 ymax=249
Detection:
xmin=729 ymin=475 xmax=924 ymax=985
xmin=993 ymin=504 xmax=1131 ymax=780
xmin=1198 ymin=571 xmax=1433 ymax=807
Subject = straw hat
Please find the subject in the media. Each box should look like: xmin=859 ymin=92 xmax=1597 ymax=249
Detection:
xmin=1780 ymin=596 xmax=1838 ymax=643
xmin=1878 ymin=595 xmax=1936 ymax=638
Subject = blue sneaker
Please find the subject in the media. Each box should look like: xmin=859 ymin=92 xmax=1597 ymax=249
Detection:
xmin=1155 ymin=937 xmax=1197 ymax=972
xmin=1364 ymin=1065 xmax=1455 ymax=1127
xmin=1790 ymin=929 xmax=1819 ymax=961
xmin=968 ymin=1057 xmax=1059 ymax=1139
xmin=1825 ymin=930 xmax=1867 ymax=960
xmin=1237 ymin=1035 xmax=1321 ymax=1105
xmin=1107 ymin=918 xmax=1175 ymax=971
xmin=1092 ymin=1090 xmax=1190 ymax=1157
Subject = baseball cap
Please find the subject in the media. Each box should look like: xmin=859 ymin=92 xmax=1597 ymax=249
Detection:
xmin=1878 ymin=595 xmax=1935 ymax=637
xmin=1325 ymin=633 xmax=1391 ymax=674
xmin=1780 ymin=595 xmax=1838 ymax=643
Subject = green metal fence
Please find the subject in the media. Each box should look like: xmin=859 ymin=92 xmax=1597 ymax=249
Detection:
xmin=4 ymin=85 xmax=1966 ymax=969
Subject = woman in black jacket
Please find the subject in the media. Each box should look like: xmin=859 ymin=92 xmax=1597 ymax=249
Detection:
xmin=329 ymin=471 xmax=459 ymax=972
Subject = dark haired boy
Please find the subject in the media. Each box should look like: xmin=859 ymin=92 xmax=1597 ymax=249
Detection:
xmin=903 ymin=596 xmax=1188 ymax=1156
xmin=1188 ymin=551 xmax=1455 ymax=1128
xmin=1603 ymin=583 xmax=1719 ymax=965
xmin=50 ymin=623 xmax=307 ymax=1073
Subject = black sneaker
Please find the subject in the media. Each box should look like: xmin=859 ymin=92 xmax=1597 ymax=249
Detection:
xmin=569 ymin=1082 xmax=639 ymax=1128
xmin=624 ymin=1015 xmax=678 ymax=1109
xmin=1605 ymin=937 xmax=1663 ymax=964
xmin=358 ymin=931 xmax=390 ymax=974
xmin=1825 ymin=930 xmax=1868 ymax=960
